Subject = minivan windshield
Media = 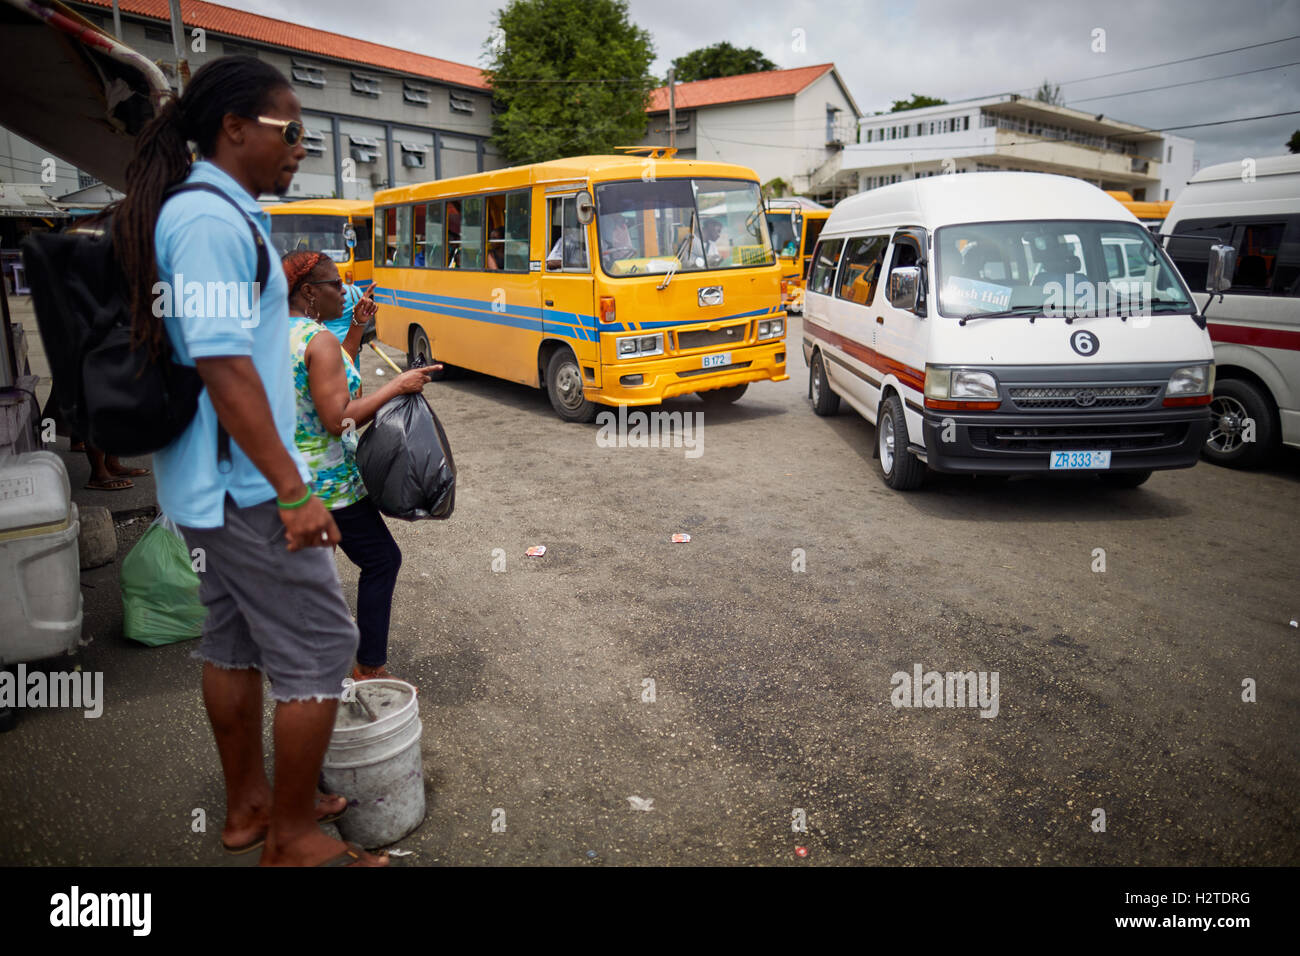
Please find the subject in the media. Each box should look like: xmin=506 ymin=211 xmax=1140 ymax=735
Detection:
xmin=935 ymin=220 xmax=1193 ymax=319
xmin=594 ymin=178 xmax=774 ymax=277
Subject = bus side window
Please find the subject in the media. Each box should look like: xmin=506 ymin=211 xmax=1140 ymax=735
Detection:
xmin=485 ymin=194 xmax=506 ymax=270
xmin=378 ymin=207 xmax=394 ymax=265
xmin=393 ymin=205 xmax=413 ymax=267
xmin=504 ymin=190 xmax=530 ymax=271
xmin=445 ymin=201 xmax=462 ymax=268
xmin=547 ymin=196 xmax=588 ymax=272
xmin=461 ymin=196 xmax=484 ymax=269
xmin=353 ymin=217 xmax=372 ymax=262
xmin=425 ymin=201 xmax=444 ymax=269
xmin=412 ymin=203 xmax=427 ymax=268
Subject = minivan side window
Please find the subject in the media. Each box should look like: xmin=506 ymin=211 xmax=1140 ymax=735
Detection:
xmin=1170 ymin=214 xmax=1300 ymax=296
xmin=835 ymin=235 xmax=888 ymax=305
xmin=808 ymin=238 xmax=844 ymax=296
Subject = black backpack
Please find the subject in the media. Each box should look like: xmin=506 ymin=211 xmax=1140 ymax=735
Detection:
xmin=21 ymin=183 xmax=269 ymax=460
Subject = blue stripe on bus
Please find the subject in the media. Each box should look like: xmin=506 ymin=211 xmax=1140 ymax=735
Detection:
xmin=372 ymin=287 xmax=782 ymax=341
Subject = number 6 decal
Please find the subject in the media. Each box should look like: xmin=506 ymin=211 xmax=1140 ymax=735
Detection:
xmin=1070 ymin=330 xmax=1099 ymax=356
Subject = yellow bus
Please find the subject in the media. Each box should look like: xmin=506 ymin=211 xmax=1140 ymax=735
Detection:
xmin=765 ymin=197 xmax=831 ymax=313
xmin=1105 ymin=190 xmax=1173 ymax=231
xmin=265 ymin=198 xmax=374 ymax=288
xmin=370 ymin=149 xmax=788 ymax=421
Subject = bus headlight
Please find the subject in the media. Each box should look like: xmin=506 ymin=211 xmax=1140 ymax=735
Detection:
xmin=758 ymin=318 xmax=785 ymax=339
xmin=616 ymin=333 xmax=663 ymax=359
xmin=925 ymin=367 xmax=999 ymax=400
xmin=1165 ymin=364 xmax=1214 ymax=396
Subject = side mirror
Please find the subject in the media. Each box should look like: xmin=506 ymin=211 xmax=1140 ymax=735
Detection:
xmin=1206 ymin=243 xmax=1236 ymax=294
xmin=575 ymin=190 xmax=595 ymax=225
xmin=888 ymin=266 xmax=922 ymax=311
xmin=342 ymin=222 xmax=357 ymax=250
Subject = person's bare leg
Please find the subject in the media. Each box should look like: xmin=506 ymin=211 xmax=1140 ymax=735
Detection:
xmin=201 ymin=663 xmax=272 ymax=849
xmin=260 ymin=698 xmax=387 ymax=866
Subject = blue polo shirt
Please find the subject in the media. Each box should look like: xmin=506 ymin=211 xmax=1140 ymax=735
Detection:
xmin=153 ymin=160 xmax=311 ymax=528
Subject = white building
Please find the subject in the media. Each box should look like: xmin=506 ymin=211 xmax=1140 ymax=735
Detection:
xmin=641 ymin=64 xmax=863 ymax=200
xmin=811 ymin=94 xmax=1195 ymax=204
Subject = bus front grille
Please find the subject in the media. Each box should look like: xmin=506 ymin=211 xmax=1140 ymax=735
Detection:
xmin=675 ymin=324 xmax=748 ymax=351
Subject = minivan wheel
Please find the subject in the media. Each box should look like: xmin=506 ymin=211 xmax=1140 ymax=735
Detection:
xmin=408 ymin=326 xmax=450 ymax=380
xmin=1203 ymin=379 xmax=1276 ymax=469
xmin=809 ymin=351 xmax=840 ymax=416
xmin=877 ymin=393 xmax=925 ymax=490
xmin=546 ymin=348 xmax=598 ymax=422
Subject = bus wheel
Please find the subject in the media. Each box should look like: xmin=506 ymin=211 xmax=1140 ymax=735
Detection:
xmin=696 ymin=384 xmax=748 ymax=405
xmin=546 ymin=348 xmax=597 ymax=423
xmin=877 ymin=393 xmax=925 ymax=490
xmin=1203 ymin=379 xmax=1275 ymax=469
xmin=809 ymin=351 xmax=839 ymax=416
xmin=408 ymin=326 xmax=450 ymax=381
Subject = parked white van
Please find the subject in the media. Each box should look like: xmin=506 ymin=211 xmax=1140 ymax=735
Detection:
xmin=1165 ymin=154 xmax=1299 ymax=468
xmin=802 ymin=172 xmax=1226 ymax=489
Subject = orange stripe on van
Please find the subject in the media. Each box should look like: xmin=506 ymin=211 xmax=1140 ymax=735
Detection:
xmin=1208 ymin=322 xmax=1300 ymax=352
xmin=804 ymin=319 xmax=925 ymax=393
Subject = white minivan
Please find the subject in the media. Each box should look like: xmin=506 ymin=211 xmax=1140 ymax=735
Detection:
xmin=1165 ymin=154 xmax=1300 ymax=468
xmin=801 ymin=172 xmax=1227 ymax=490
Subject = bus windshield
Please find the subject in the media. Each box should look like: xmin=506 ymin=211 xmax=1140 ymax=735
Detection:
xmin=594 ymin=178 xmax=774 ymax=276
xmin=269 ymin=213 xmax=352 ymax=263
xmin=935 ymin=220 xmax=1194 ymax=319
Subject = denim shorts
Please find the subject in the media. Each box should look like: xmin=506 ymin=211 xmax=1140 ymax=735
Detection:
xmin=178 ymin=496 xmax=359 ymax=702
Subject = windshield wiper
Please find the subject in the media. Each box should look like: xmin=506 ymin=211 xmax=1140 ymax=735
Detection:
xmin=958 ymin=305 xmax=1043 ymax=326
xmin=656 ymin=259 xmax=678 ymax=290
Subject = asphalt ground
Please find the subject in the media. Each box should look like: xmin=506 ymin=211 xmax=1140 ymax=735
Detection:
xmin=1 ymin=300 xmax=1297 ymax=866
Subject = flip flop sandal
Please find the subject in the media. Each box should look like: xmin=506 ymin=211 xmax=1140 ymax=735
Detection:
xmin=221 ymin=795 xmax=349 ymax=855
xmin=110 ymin=467 xmax=151 ymax=477
xmin=84 ymin=477 xmax=133 ymax=491
xmin=316 ymin=841 xmax=388 ymax=867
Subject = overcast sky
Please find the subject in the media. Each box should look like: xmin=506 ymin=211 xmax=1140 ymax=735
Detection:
xmin=226 ymin=0 xmax=1299 ymax=170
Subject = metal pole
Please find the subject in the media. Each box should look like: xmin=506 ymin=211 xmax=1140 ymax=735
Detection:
xmin=667 ymin=68 xmax=676 ymax=150
xmin=111 ymin=0 xmax=122 ymax=39
xmin=168 ymin=0 xmax=186 ymax=94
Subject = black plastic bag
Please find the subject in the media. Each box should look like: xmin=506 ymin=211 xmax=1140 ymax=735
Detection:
xmin=356 ymin=393 xmax=456 ymax=520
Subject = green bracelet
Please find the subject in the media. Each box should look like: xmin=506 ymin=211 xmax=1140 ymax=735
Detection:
xmin=277 ymin=489 xmax=314 ymax=509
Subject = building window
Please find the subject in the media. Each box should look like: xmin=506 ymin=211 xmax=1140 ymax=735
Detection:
xmin=400 ymin=142 xmax=428 ymax=169
xmin=351 ymin=72 xmax=382 ymax=97
xmin=349 ymin=134 xmax=380 ymax=163
xmin=403 ymin=82 xmax=431 ymax=106
xmin=1164 ymin=188 xmax=1170 ymax=200
xmin=963 ymin=115 xmax=970 ymax=130
xmin=291 ymin=59 xmax=326 ymax=88
xmin=223 ymin=41 xmax=259 ymax=58
xmin=143 ymin=25 xmax=173 ymax=44
xmin=449 ymin=91 xmax=475 ymax=114
xmin=1167 ymin=146 xmax=1173 ymax=162
xmin=301 ymin=128 xmax=325 ymax=157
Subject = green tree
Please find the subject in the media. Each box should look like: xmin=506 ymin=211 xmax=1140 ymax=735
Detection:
xmin=889 ymin=94 xmax=948 ymax=113
xmin=670 ymin=42 xmax=777 ymax=82
xmin=1034 ymin=80 xmax=1063 ymax=106
xmin=1288 ymin=130 xmax=1300 ymax=153
xmin=483 ymin=0 xmax=656 ymax=165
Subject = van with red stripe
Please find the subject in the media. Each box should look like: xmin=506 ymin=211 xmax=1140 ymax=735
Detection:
xmin=1165 ymin=154 xmax=1299 ymax=468
xmin=802 ymin=172 xmax=1222 ymax=490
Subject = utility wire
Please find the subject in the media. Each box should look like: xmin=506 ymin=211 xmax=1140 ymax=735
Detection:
xmin=1068 ymin=60 xmax=1300 ymax=104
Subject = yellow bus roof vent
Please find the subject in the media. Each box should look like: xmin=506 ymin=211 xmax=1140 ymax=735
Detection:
xmin=615 ymin=146 xmax=678 ymax=160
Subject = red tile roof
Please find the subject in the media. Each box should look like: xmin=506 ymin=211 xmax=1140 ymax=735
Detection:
xmin=77 ymin=0 xmax=488 ymax=89
xmin=648 ymin=64 xmax=835 ymax=112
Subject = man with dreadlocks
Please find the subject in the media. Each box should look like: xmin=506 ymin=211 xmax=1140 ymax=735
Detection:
xmin=112 ymin=56 xmax=386 ymax=866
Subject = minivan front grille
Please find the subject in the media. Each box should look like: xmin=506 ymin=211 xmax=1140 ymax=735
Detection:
xmin=969 ymin=422 xmax=1188 ymax=452
xmin=676 ymin=323 xmax=748 ymax=351
xmin=1008 ymin=385 xmax=1160 ymax=411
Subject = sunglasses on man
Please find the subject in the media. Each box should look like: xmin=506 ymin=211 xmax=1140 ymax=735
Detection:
xmin=255 ymin=115 xmax=305 ymax=147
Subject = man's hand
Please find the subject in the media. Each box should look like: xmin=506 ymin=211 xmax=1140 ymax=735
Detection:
xmin=280 ymin=493 xmax=340 ymax=551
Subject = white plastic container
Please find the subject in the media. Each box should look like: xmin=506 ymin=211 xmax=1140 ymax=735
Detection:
xmin=0 ymin=451 xmax=83 ymax=665
xmin=321 ymin=679 xmax=425 ymax=849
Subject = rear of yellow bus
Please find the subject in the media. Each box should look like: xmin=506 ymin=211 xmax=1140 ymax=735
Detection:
xmin=764 ymin=204 xmax=829 ymax=313
xmin=581 ymin=162 xmax=787 ymax=411
xmin=266 ymin=199 xmax=374 ymax=289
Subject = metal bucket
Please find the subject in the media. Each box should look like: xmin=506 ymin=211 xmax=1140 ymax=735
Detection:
xmin=321 ymin=679 xmax=425 ymax=849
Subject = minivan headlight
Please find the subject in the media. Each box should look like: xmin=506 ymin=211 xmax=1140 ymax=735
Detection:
xmin=925 ymin=367 xmax=999 ymax=400
xmin=1166 ymin=364 xmax=1214 ymax=396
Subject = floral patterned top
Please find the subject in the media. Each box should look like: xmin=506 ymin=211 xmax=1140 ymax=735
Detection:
xmin=289 ymin=316 xmax=366 ymax=510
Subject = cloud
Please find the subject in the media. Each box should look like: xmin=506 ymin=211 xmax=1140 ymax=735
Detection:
xmin=218 ymin=0 xmax=1300 ymax=168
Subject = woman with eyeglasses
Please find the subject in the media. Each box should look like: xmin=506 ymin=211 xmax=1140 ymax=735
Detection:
xmin=281 ymin=250 xmax=437 ymax=684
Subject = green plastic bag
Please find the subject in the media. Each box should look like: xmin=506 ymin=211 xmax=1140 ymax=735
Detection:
xmin=120 ymin=513 xmax=206 ymax=646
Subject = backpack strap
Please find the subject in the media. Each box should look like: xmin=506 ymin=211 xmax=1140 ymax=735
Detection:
xmin=163 ymin=182 xmax=272 ymax=471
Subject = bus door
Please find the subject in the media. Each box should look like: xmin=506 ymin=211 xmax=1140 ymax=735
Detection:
xmin=542 ymin=191 xmax=599 ymax=387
